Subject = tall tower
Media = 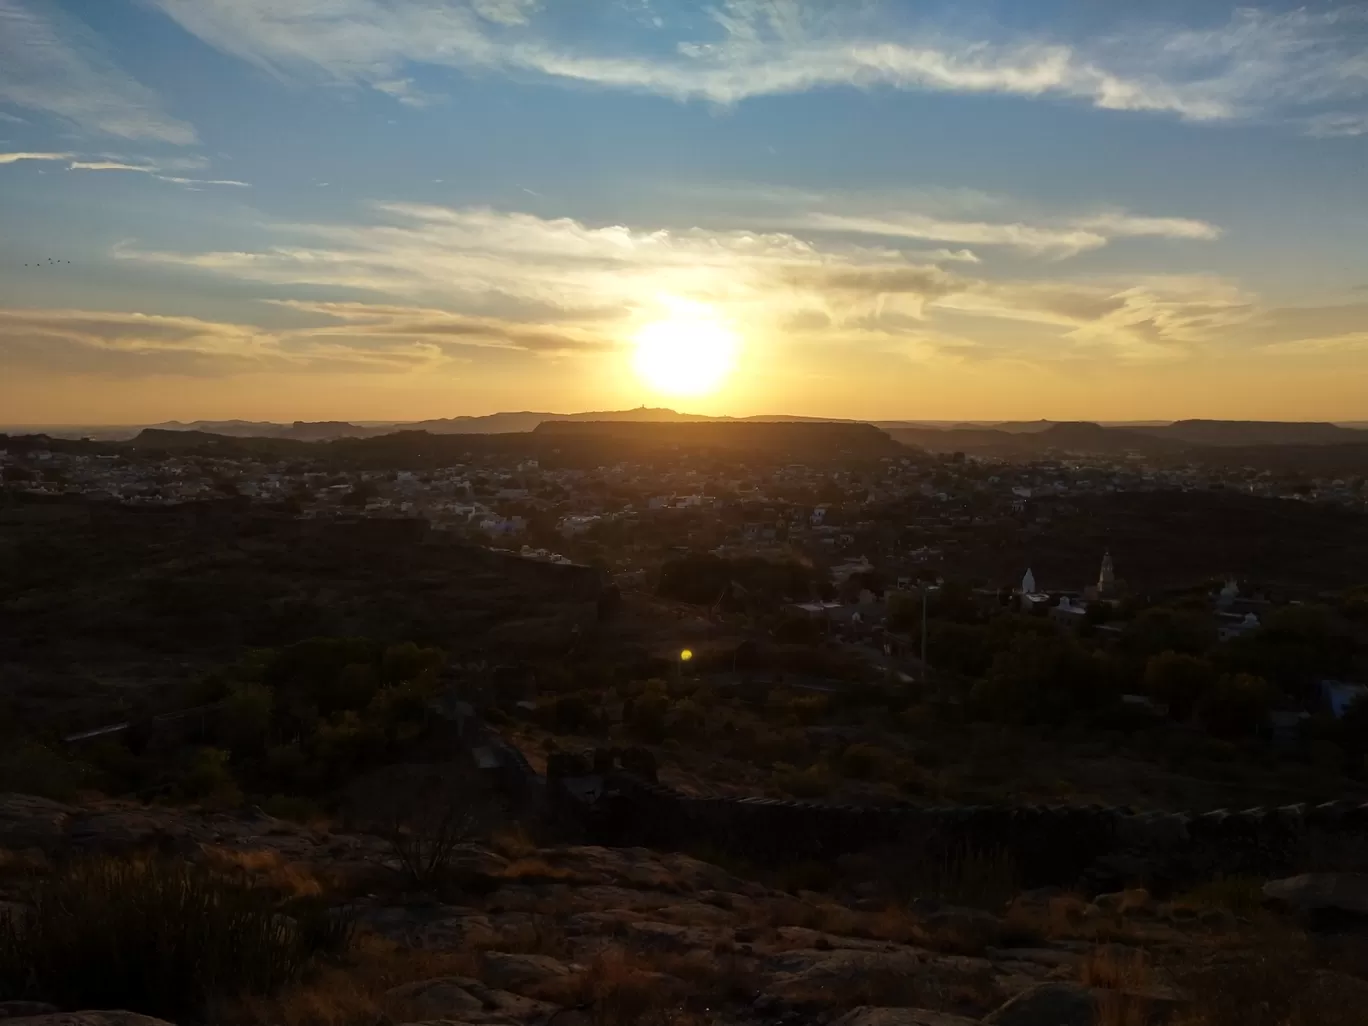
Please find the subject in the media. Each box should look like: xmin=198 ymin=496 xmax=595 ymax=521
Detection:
xmin=1098 ymin=550 xmax=1115 ymax=595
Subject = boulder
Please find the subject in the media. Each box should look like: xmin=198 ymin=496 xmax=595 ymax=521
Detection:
xmin=1263 ymin=874 xmax=1368 ymax=923
xmin=1092 ymin=889 xmax=1152 ymax=917
xmin=832 ymin=1008 xmax=980 ymax=1026
xmin=0 ymin=794 xmax=73 ymax=851
xmin=982 ymin=983 xmax=1097 ymax=1026
xmin=622 ymin=920 xmax=718 ymax=953
xmin=355 ymin=905 xmax=496 ymax=950
xmin=920 ymin=906 xmax=1004 ymax=951
xmin=477 ymin=952 xmax=574 ymax=993
xmin=387 ymin=979 xmax=486 ymax=1019
xmin=1 ymin=1015 xmax=175 ymax=1026
xmin=386 ymin=976 xmax=555 ymax=1022
xmin=0 ymin=1005 xmax=59 ymax=1020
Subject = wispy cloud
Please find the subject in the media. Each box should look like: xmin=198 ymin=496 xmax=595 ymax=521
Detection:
xmin=113 ymin=201 xmax=1258 ymax=364
xmin=733 ymin=187 xmax=1221 ymax=259
xmin=0 ymin=150 xmax=246 ymax=186
xmin=145 ymin=0 xmax=1368 ymax=126
xmin=1263 ymin=332 xmax=1368 ymax=355
xmin=67 ymin=159 xmax=250 ymax=187
xmin=0 ymin=301 xmax=589 ymax=380
xmin=1305 ymin=112 xmax=1368 ymax=138
xmin=0 ymin=150 xmax=72 ymax=164
xmin=0 ymin=0 xmax=196 ymax=143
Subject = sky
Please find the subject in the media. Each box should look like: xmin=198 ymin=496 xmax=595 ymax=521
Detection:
xmin=1 ymin=0 xmax=1366 ymax=425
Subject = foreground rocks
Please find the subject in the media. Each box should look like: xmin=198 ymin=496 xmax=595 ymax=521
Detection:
xmin=5 ymin=792 xmax=1366 ymax=1025
xmin=1262 ymin=873 xmax=1368 ymax=927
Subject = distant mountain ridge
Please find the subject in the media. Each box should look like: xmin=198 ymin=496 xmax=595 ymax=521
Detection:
xmin=886 ymin=419 xmax=1367 ymax=456
xmin=12 ymin=412 xmax=1367 ymax=450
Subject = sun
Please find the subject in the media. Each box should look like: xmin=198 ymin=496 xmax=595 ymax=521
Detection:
xmin=632 ymin=301 xmax=739 ymax=397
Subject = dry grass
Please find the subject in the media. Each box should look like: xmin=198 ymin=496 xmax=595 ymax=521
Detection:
xmin=489 ymin=822 xmax=540 ymax=860
xmin=1003 ymin=892 xmax=1141 ymax=947
xmin=0 ymin=847 xmax=49 ymax=878
xmin=485 ymin=915 xmax=573 ymax=957
xmin=533 ymin=946 xmax=695 ymax=1026
xmin=1081 ymin=945 xmax=1155 ymax=1026
xmin=497 ymin=856 xmax=581 ymax=883
xmin=864 ymin=905 xmax=920 ymax=945
xmin=1171 ymin=953 xmax=1362 ymax=1026
xmin=217 ymin=934 xmax=479 ymax=1026
xmin=654 ymin=949 xmax=761 ymax=1007
xmin=200 ymin=846 xmax=324 ymax=898
xmin=1175 ymin=876 xmax=1266 ymax=919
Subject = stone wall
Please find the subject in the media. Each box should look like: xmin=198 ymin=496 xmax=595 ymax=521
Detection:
xmin=542 ymin=750 xmax=1368 ymax=890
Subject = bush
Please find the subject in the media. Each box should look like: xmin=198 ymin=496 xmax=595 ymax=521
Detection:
xmin=0 ymin=857 xmax=350 ymax=1020
xmin=179 ymin=746 xmax=242 ymax=806
xmin=1142 ymin=651 xmax=1217 ymax=721
xmin=1197 ymin=673 xmax=1275 ymax=739
xmin=0 ymin=741 xmax=88 ymax=801
xmin=838 ymin=742 xmax=897 ymax=781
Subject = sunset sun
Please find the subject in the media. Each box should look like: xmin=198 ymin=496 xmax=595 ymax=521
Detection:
xmin=632 ymin=302 xmax=739 ymax=397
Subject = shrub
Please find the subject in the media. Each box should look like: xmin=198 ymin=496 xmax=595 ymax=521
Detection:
xmin=1197 ymin=673 xmax=1275 ymax=739
xmin=839 ymin=743 xmax=897 ymax=781
xmin=381 ymin=775 xmax=494 ymax=891
xmin=772 ymin=761 xmax=833 ymax=799
xmin=180 ymin=746 xmax=242 ymax=806
xmin=0 ymin=741 xmax=88 ymax=801
xmin=0 ymin=857 xmax=350 ymax=1020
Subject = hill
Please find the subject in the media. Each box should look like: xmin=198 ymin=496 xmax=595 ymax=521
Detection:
xmin=532 ymin=419 xmax=903 ymax=459
xmin=885 ymin=421 xmax=1183 ymax=456
xmin=1139 ymin=419 xmax=1368 ymax=447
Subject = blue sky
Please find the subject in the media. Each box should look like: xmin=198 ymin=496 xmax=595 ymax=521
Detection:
xmin=1 ymin=0 xmax=1366 ymax=423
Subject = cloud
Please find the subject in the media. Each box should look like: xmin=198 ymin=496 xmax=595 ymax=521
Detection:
xmin=0 ymin=301 xmax=596 ymax=380
xmin=0 ymin=151 xmax=72 ymax=164
xmin=0 ymin=0 xmax=195 ymax=143
xmin=802 ymin=212 xmax=1110 ymax=259
xmin=759 ymin=193 xmax=1221 ymax=259
xmin=69 ymin=160 xmax=156 ymax=172
xmin=0 ymin=111 xmax=29 ymax=124
xmin=68 ymin=160 xmax=251 ymax=186
xmin=1070 ymin=213 xmax=1222 ymax=242
xmin=0 ymin=308 xmax=276 ymax=377
xmin=113 ymin=200 xmax=1260 ymax=365
xmin=470 ymin=0 xmax=539 ymax=27
xmin=269 ymin=299 xmax=616 ymax=354
xmin=0 ymin=153 xmax=252 ymax=186
xmin=1263 ymin=332 xmax=1368 ymax=355
xmin=371 ymin=77 xmax=441 ymax=108
xmin=156 ymin=176 xmax=251 ymax=187
xmin=1305 ymin=112 xmax=1368 ymax=138
xmin=144 ymin=0 xmax=1368 ymax=125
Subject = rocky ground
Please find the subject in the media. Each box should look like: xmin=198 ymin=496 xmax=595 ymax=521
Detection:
xmin=1 ymin=792 xmax=1366 ymax=1026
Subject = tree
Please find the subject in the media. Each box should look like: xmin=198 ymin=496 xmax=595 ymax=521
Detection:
xmin=1218 ymin=604 xmax=1355 ymax=700
xmin=1142 ymin=651 xmax=1217 ymax=721
xmin=1196 ymin=673 xmax=1274 ymax=739
xmin=221 ymin=681 xmax=274 ymax=755
xmin=972 ymin=633 xmax=1106 ymax=724
xmin=1122 ymin=608 xmax=1216 ymax=660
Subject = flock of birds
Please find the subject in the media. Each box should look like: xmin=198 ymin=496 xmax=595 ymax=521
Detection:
xmin=21 ymin=258 xmax=72 ymax=267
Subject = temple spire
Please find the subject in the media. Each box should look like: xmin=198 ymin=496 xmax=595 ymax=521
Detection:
xmin=1098 ymin=550 xmax=1115 ymax=594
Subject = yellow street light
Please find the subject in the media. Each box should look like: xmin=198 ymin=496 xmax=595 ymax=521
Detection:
xmin=679 ymin=649 xmax=693 ymax=662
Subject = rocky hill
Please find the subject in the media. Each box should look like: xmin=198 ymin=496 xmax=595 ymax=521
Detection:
xmin=1 ymin=789 xmax=1365 ymax=1026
